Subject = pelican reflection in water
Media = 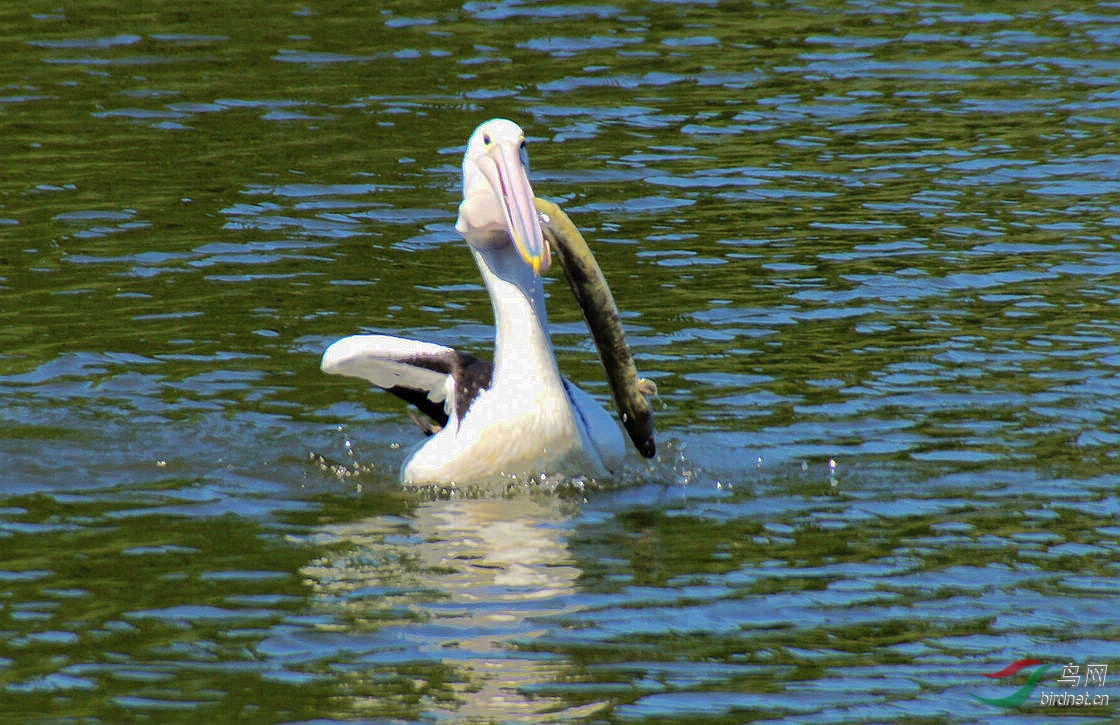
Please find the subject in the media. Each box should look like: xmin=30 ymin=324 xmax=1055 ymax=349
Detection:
xmin=295 ymin=497 xmax=607 ymax=721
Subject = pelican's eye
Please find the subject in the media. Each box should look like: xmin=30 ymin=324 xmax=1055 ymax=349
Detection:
xmin=483 ymin=134 xmax=492 ymax=145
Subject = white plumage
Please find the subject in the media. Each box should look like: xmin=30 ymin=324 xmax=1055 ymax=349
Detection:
xmin=322 ymin=119 xmax=626 ymax=485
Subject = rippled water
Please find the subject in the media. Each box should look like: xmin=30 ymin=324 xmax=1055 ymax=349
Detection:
xmin=2 ymin=2 xmax=1119 ymax=723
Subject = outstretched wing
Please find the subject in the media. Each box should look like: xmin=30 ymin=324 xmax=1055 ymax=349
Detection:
xmin=321 ymin=335 xmax=493 ymax=429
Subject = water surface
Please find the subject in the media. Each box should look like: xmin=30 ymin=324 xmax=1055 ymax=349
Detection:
xmin=2 ymin=2 xmax=1118 ymax=723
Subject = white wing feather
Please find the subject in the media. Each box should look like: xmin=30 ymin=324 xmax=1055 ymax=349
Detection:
xmin=321 ymin=334 xmax=454 ymax=408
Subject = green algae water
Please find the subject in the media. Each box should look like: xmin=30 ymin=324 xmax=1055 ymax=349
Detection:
xmin=1 ymin=2 xmax=1118 ymax=722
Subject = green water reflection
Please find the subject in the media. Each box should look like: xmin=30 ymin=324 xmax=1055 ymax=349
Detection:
xmin=2 ymin=1 xmax=1119 ymax=723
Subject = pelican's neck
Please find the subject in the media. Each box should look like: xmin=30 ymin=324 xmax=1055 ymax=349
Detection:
xmin=471 ymin=245 xmax=562 ymax=390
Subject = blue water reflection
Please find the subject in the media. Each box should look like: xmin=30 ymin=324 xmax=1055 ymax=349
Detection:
xmin=3 ymin=1 xmax=1119 ymax=723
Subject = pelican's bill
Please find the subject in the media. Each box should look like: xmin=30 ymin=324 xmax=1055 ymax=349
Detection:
xmin=477 ymin=141 xmax=550 ymax=274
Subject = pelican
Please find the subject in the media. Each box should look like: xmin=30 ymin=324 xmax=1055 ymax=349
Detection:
xmin=322 ymin=119 xmax=650 ymax=486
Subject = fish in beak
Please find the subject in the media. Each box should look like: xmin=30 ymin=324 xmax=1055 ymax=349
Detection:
xmin=535 ymin=197 xmax=656 ymax=458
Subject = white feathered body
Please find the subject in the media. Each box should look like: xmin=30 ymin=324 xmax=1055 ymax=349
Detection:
xmin=401 ymin=245 xmax=624 ymax=484
xmin=321 ymin=118 xmax=627 ymax=486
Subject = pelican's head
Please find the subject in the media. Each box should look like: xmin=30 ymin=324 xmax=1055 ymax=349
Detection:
xmin=455 ymin=118 xmax=550 ymax=275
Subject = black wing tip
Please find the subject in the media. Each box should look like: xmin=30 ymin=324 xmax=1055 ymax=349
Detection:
xmin=386 ymin=385 xmax=451 ymax=429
